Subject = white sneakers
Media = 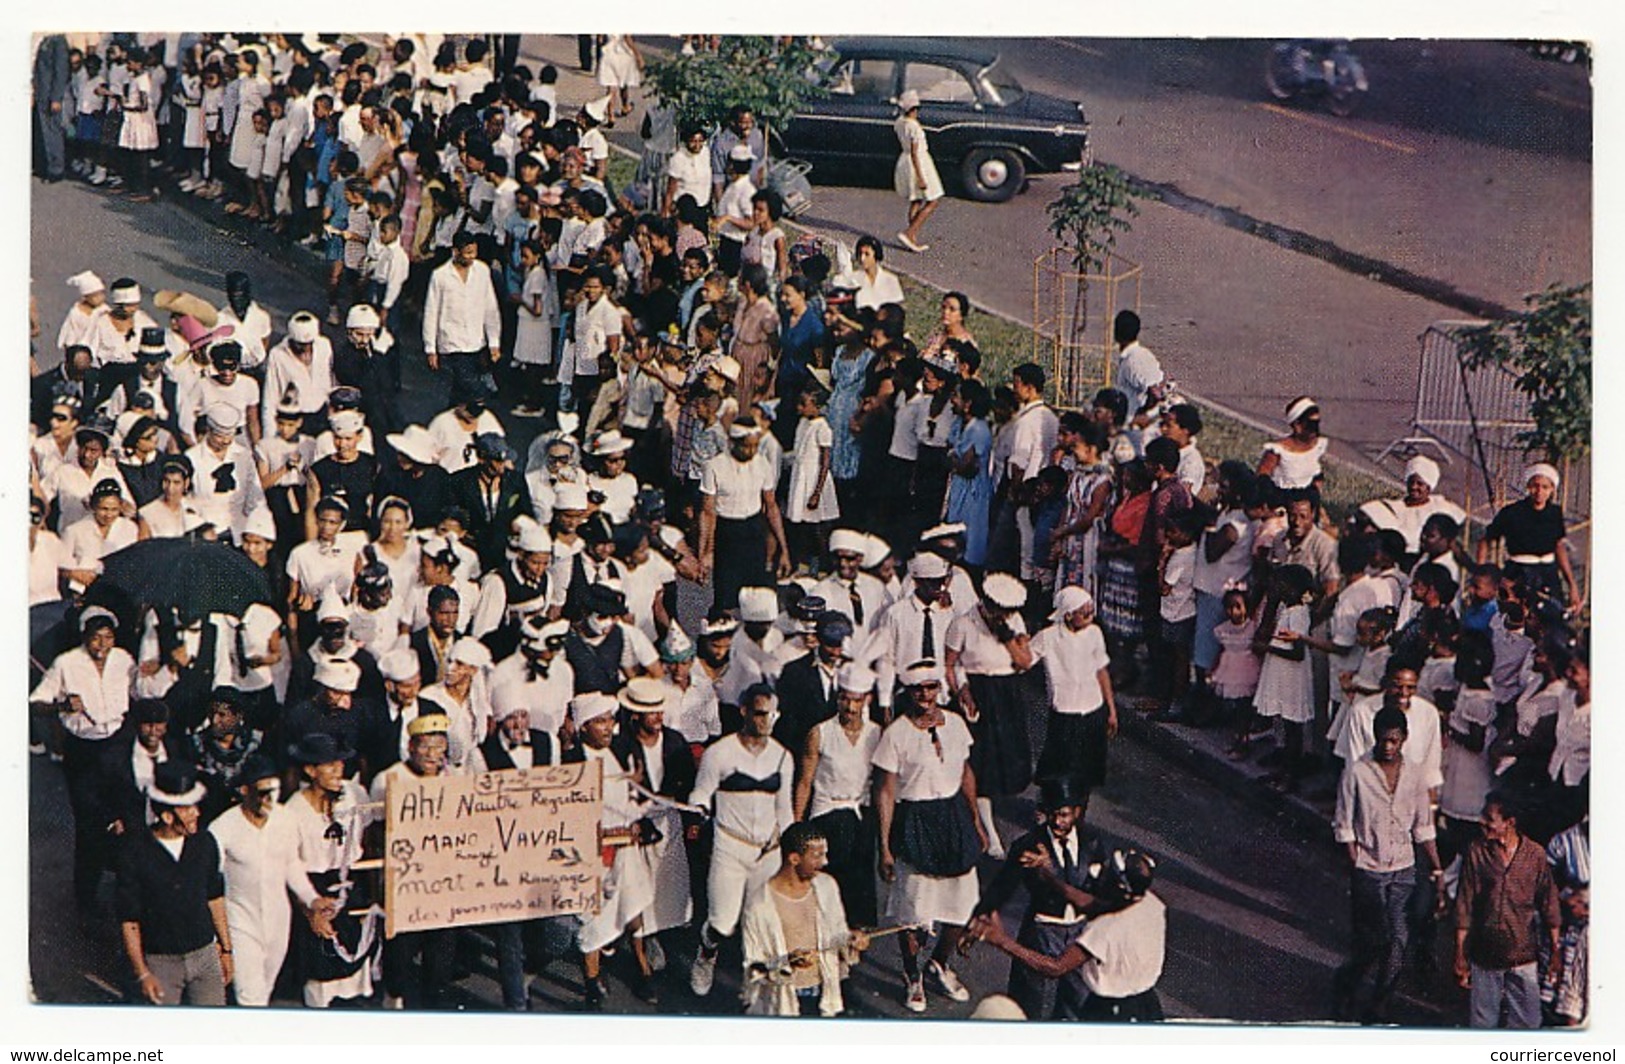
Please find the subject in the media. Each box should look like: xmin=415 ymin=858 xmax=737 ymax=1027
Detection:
xmin=925 ymin=959 xmax=970 ymax=1002
xmin=905 ymin=978 xmax=927 ymax=1012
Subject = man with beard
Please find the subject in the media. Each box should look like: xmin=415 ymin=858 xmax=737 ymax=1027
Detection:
xmin=208 ymin=753 xmax=307 ymax=1006
xmin=116 ymin=761 xmax=232 ymax=1005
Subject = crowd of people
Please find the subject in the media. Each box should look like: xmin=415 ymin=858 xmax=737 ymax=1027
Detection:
xmin=28 ymin=32 xmax=1588 ymax=1028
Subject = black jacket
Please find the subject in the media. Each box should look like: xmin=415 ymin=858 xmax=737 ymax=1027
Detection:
xmin=447 ymin=467 xmax=534 ymax=572
xmin=97 ymin=728 xmax=192 ymax=836
xmin=974 ymin=825 xmax=1106 ymax=923
xmin=772 ymin=653 xmax=840 ymax=754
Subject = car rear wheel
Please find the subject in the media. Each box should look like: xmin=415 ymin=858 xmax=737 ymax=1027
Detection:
xmin=960 ymin=147 xmax=1026 ymax=203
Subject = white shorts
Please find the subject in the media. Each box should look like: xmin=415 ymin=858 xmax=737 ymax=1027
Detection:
xmin=706 ymin=829 xmax=778 ymax=938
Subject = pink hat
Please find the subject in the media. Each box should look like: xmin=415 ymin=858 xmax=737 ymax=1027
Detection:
xmin=176 ymin=315 xmax=234 ymax=352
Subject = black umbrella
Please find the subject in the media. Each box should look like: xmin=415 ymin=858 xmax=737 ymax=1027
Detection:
xmin=89 ymin=536 xmax=274 ymax=622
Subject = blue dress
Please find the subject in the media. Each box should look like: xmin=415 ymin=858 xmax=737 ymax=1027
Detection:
xmin=776 ymin=307 xmax=827 ymax=405
xmin=828 ymin=345 xmax=874 ymax=483
xmin=945 ymin=416 xmax=993 ymax=566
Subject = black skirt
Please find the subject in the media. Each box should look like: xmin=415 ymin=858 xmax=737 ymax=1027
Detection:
xmin=892 ymin=795 xmax=981 ymax=878
xmin=966 ymin=671 xmax=1041 ymax=798
xmin=295 ymin=868 xmax=378 ymax=984
xmin=1036 ymin=708 xmax=1110 ymax=793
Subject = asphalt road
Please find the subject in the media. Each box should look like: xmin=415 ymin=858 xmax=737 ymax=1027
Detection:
xmin=518 ymin=34 xmax=1588 ymax=470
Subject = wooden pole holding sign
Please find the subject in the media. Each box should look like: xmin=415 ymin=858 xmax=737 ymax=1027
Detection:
xmin=384 ymin=762 xmax=605 ymax=938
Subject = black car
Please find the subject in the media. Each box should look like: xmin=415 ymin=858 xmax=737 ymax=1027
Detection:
xmin=778 ymin=37 xmax=1091 ymax=203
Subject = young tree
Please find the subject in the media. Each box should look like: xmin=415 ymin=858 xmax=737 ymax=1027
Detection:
xmin=645 ymin=37 xmax=833 ymax=154
xmin=1455 ymin=282 xmax=1592 ymax=464
xmin=1047 ymin=162 xmax=1140 ymax=275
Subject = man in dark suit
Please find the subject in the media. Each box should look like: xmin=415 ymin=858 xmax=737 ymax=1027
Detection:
xmin=410 ymin=584 xmax=465 ymax=688
xmin=473 ymin=704 xmax=560 ymax=772
xmin=374 ymin=647 xmax=449 ymax=774
xmin=448 ymin=433 xmax=533 ymax=572
xmin=99 ymin=698 xmax=191 ymax=841
xmin=771 ymin=612 xmax=852 ymax=754
xmin=31 ymin=345 xmax=100 ymax=433
xmin=972 ymin=775 xmax=1106 ymax=1021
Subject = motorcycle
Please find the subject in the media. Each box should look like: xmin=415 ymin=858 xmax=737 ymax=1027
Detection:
xmin=1264 ymin=40 xmax=1369 ymax=117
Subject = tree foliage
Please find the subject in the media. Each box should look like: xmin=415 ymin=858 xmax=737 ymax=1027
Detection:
xmin=1455 ymin=282 xmax=1592 ymax=463
xmin=1046 ymin=163 xmax=1140 ymax=275
xmin=645 ymin=37 xmax=834 ymax=141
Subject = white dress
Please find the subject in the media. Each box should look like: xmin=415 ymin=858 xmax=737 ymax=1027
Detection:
xmin=1253 ymin=603 xmax=1315 ymax=724
xmin=118 ymin=72 xmax=160 ymax=151
xmin=597 ymin=35 xmax=641 ymax=90
xmin=512 ymin=265 xmax=554 ymax=367
xmin=893 ymin=115 xmax=943 ymax=203
xmin=785 ymin=416 xmax=840 ymax=524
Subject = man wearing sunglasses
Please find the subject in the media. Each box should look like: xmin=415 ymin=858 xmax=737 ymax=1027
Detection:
xmin=208 ymin=753 xmax=309 ymax=1007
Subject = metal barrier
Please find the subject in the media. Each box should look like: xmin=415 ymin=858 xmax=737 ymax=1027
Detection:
xmin=1380 ymin=320 xmax=1590 ymax=599
xmin=1031 ymin=249 xmax=1142 ymax=408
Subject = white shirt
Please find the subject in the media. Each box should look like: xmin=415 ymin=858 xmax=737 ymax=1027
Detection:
xmin=285 ymin=536 xmax=361 ymax=602
xmin=871 ymin=713 xmax=972 ymax=802
xmin=1332 ymin=755 xmax=1436 ymax=873
xmin=425 ymin=408 xmax=505 ymax=474
xmin=486 ymin=654 xmax=574 ymax=738
xmin=1005 ymin=400 xmax=1058 ymax=482
xmin=807 ymin=716 xmax=881 ymax=818
xmin=813 ymin=572 xmax=887 ymax=636
xmin=260 ymin=337 xmax=335 ymax=438
xmin=866 ymin=594 xmax=958 ymax=708
xmin=61 ymin=515 xmax=139 ymax=580
xmin=420 ymin=678 xmax=492 ymax=771
xmin=945 ymin=609 xmax=1025 ymax=678
xmin=692 ymin=736 xmax=795 ymax=848
xmin=186 ymin=440 xmax=266 ymax=538
xmin=841 ymin=266 xmax=904 ymax=311
xmin=666 ymin=146 xmax=712 ymax=207
xmin=1334 ymin=693 xmax=1443 ymax=790
xmin=662 ymin=678 xmax=722 ymax=745
xmin=716 ymin=176 xmax=756 ymax=243
xmin=215 ymin=303 xmax=273 ymax=370
xmin=1548 ymin=690 xmax=1589 ymax=787
xmin=210 ymin=803 xmax=309 ymax=943
xmin=421 ymin=259 xmax=502 ymax=356
xmin=888 ymin=391 xmax=927 ymax=462
xmin=58 ymin=302 xmax=108 ymax=354
xmin=1192 ymin=509 xmax=1255 ymax=597
xmin=700 ymin=452 xmax=773 ymax=520
xmin=31 ymin=646 xmax=135 ymax=740
xmin=48 ymin=459 xmax=130 ymax=530
xmin=621 ymin=555 xmax=676 ymax=646
xmin=1176 ymin=442 xmax=1205 ymax=497
xmin=1032 ymin=622 xmax=1109 ymax=715
xmin=1113 ymin=342 xmax=1163 ymax=417
xmin=30 ymin=530 xmax=66 ymax=606
xmin=1075 ymin=893 xmax=1166 ymax=998
xmin=370 ymin=242 xmax=412 ymax=310
xmin=1160 ymin=544 xmax=1197 ymax=623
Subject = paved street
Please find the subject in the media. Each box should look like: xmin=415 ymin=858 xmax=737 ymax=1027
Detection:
xmin=25 ymin=34 xmax=1583 ymax=1028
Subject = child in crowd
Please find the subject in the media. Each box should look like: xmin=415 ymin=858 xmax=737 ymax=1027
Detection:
xmin=1438 ymin=630 xmax=1496 ymax=870
xmin=744 ymin=189 xmax=789 ymax=291
xmin=1027 ymin=465 xmax=1070 ymax=597
xmin=1417 ymin=611 xmax=1461 ymax=708
xmin=1252 ymin=563 xmax=1316 ymax=792
xmin=1460 ymin=562 xmax=1501 ymax=634
xmin=713 ymin=147 xmax=756 ymax=277
xmin=332 ymin=177 xmax=372 ymax=324
xmin=321 ymin=150 xmax=362 ymax=319
xmin=784 ymin=378 xmax=839 ymax=570
xmin=1156 ymin=509 xmax=1201 ymax=719
xmin=1215 ymin=586 xmax=1264 ymax=759
xmin=369 ymin=215 xmax=411 ymax=340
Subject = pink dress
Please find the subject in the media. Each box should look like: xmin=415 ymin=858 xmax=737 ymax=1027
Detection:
xmin=397 ymin=152 xmax=423 ymax=254
xmin=729 ymin=296 xmax=779 ymax=407
xmin=1210 ymin=616 xmax=1262 ymax=699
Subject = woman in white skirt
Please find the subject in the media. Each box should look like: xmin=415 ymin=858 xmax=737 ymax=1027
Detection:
xmin=784 ymin=373 xmax=841 ymax=568
xmin=596 ymin=35 xmax=644 ymax=124
xmin=873 ymin=659 xmax=986 ymax=1013
xmin=893 ymin=90 xmax=943 ymax=253
xmin=117 ymin=48 xmax=160 ymax=201
xmin=510 ymin=239 xmax=556 ymax=416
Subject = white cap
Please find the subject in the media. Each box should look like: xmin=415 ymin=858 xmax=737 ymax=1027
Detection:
xmin=516 ymin=522 xmax=553 ymax=554
xmin=68 ymin=271 xmax=105 ymax=297
xmin=861 ymin=534 xmax=891 ymax=570
xmin=379 ymin=648 xmax=421 ymax=682
xmin=494 ymin=700 xmax=530 ymax=722
xmin=982 ymin=572 xmax=1027 ymax=610
xmin=1403 ymin=455 xmax=1441 ymax=490
xmin=1522 ymin=462 xmax=1561 ymax=490
xmin=900 ymin=659 xmax=945 ymax=686
xmin=727 ymin=420 xmax=760 ymax=440
xmin=588 ymin=430 xmax=633 ymax=456
xmin=108 ymin=279 xmax=141 ymax=305
xmin=907 ymin=553 xmax=949 ymax=579
xmin=584 ymin=95 xmax=611 ymax=123
xmin=387 ymin=424 xmax=438 ymax=466
xmin=829 ymin=529 xmax=867 ymax=556
xmin=79 ymin=605 xmax=119 ymax=632
xmin=738 ymin=587 xmax=778 ymax=624
xmin=897 ymin=89 xmax=921 ymax=111
xmin=1051 ymin=585 xmax=1095 ymax=620
xmin=205 ymin=403 xmax=242 ymax=432
xmin=836 ymin=662 xmax=877 ymax=695
xmin=570 ymin=692 xmax=619 ymax=726
xmin=240 ymin=506 xmax=277 ymax=543
xmin=314 ymin=658 xmax=361 ymax=692
xmin=619 ymin=676 xmax=669 ymax=714
xmin=714 ymin=355 xmax=742 ymax=382
xmin=728 ymin=142 xmax=756 ymax=162
xmin=553 ymin=483 xmax=590 ymax=511
xmin=920 ymin=522 xmax=967 ymax=542
xmin=287 ymin=312 xmax=321 ymax=344
xmin=449 ymin=637 xmax=492 ymax=668
xmin=316 ymin=588 xmax=349 ymax=622
xmin=345 ymin=304 xmax=380 ymax=330
xmin=330 ymin=409 xmax=365 ymax=436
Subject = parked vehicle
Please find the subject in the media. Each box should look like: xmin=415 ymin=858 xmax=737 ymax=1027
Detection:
xmin=1264 ymin=40 xmax=1369 ymax=117
xmin=778 ymin=38 xmax=1090 ymax=203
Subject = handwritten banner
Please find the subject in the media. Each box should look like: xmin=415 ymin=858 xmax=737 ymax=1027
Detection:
xmin=384 ymin=762 xmax=604 ymax=937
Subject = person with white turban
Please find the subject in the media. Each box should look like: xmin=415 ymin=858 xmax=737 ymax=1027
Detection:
xmin=1477 ymin=462 xmax=1582 ymax=612
xmin=1357 ymin=453 xmax=1468 ymax=555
